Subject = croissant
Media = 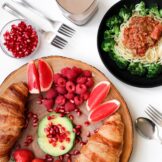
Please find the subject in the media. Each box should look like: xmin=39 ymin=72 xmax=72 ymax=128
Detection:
xmin=0 ymin=82 xmax=28 ymax=162
xmin=76 ymin=113 xmax=124 ymax=162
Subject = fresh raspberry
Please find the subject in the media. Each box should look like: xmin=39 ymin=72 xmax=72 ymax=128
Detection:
xmin=66 ymin=81 xmax=75 ymax=93
xmin=83 ymin=70 xmax=92 ymax=77
xmin=65 ymin=92 xmax=75 ymax=100
xmin=74 ymin=96 xmax=83 ymax=106
xmin=76 ymin=77 xmax=87 ymax=84
xmin=56 ymin=86 xmax=67 ymax=94
xmin=65 ymin=102 xmax=75 ymax=112
xmin=45 ymin=88 xmax=58 ymax=99
xmin=57 ymin=77 xmax=66 ymax=87
xmin=42 ymin=99 xmax=54 ymax=110
xmin=53 ymin=73 xmax=62 ymax=83
xmin=81 ymin=91 xmax=90 ymax=100
xmin=76 ymin=84 xmax=87 ymax=95
xmin=61 ymin=67 xmax=77 ymax=80
xmin=55 ymin=95 xmax=66 ymax=106
xmin=86 ymin=77 xmax=94 ymax=87
xmin=72 ymin=66 xmax=83 ymax=76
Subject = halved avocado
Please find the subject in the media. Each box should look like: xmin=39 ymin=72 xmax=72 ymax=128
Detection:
xmin=37 ymin=113 xmax=75 ymax=156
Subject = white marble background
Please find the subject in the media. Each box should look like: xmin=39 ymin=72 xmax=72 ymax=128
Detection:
xmin=0 ymin=0 xmax=162 ymax=161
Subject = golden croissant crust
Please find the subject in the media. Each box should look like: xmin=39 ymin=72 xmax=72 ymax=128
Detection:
xmin=0 ymin=82 xmax=28 ymax=162
xmin=76 ymin=113 xmax=124 ymax=162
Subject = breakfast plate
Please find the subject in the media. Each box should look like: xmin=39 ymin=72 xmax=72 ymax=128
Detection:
xmin=0 ymin=56 xmax=133 ymax=162
xmin=97 ymin=0 xmax=162 ymax=87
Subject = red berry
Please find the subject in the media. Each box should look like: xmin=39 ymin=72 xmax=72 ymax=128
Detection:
xmin=42 ymin=99 xmax=54 ymax=110
xmin=64 ymin=102 xmax=75 ymax=112
xmin=74 ymin=96 xmax=83 ymax=106
xmin=83 ymin=70 xmax=92 ymax=77
xmin=56 ymin=86 xmax=67 ymax=94
xmin=76 ymin=84 xmax=87 ymax=95
xmin=81 ymin=91 xmax=90 ymax=100
xmin=53 ymin=73 xmax=62 ymax=83
xmin=65 ymin=93 xmax=75 ymax=100
xmin=46 ymin=88 xmax=58 ymax=99
xmin=86 ymin=77 xmax=94 ymax=87
xmin=72 ymin=66 xmax=83 ymax=76
xmin=55 ymin=95 xmax=66 ymax=106
xmin=66 ymin=81 xmax=75 ymax=93
xmin=76 ymin=77 xmax=87 ymax=84
xmin=57 ymin=77 xmax=66 ymax=87
xmin=61 ymin=67 xmax=77 ymax=80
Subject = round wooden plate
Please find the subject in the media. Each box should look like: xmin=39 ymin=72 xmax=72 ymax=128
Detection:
xmin=0 ymin=56 xmax=133 ymax=162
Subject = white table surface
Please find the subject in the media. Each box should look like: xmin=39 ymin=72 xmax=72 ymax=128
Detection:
xmin=0 ymin=0 xmax=162 ymax=161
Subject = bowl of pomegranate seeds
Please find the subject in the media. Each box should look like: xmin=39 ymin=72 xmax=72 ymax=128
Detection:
xmin=0 ymin=19 xmax=40 ymax=58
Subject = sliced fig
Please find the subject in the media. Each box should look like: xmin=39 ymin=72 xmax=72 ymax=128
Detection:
xmin=86 ymin=81 xmax=111 ymax=111
xmin=38 ymin=59 xmax=53 ymax=92
xmin=27 ymin=61 xmax=40 ymax=94
xmin=88 ymin=99 xmax=120 ymax=122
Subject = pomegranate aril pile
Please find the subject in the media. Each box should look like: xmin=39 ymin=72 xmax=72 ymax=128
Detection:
xmin=41 ymin=66 xmax=94 ymax=115
xmin=45 ymin=116 xmax=70 ymax=149
xmin=3 ymin=21 xmax=38 ymax=58
xmin=24 ymin=135 xmax=33 ymax=146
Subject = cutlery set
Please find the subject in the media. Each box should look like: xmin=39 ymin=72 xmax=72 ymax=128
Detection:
xmin=2 ymin=0 xmax=75 ymax=49
xmin=136 ymin=105 xmax=162 ymax=144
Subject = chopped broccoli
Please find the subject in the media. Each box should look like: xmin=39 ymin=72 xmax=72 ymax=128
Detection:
xmin=128 ymin=62 xmax=146 ymax=76
xmin=104 ymin=26 xmax=120 ymax=40
xmin=149 ymin=4 xmax=161 ymax=18
xmin=102 ymin=39 xmax=115 ymax=52
xmin=111 ymin=26 xmax=120 ymax=36
xmin=160 ymin=9 xmax=162 ymax=17
xmin=104 ymin=30 xmax=113 ymax=39
xmin=119 ymin=7 xmax=131 ymax=22
xmin=106 ymin=16 xmax=122 ymax=29
xmin=134 ymin=1 xmax=148 ymax=16
xmin=113 ymin=49 xmax=128 ymax=69
xmin=146 ymin=64 xmax=162 ymax=78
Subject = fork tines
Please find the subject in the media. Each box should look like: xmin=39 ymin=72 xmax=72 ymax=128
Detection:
xmin=51 ymin=35 xmax=67 ymax=49
xmin=145 ymin=105 xmax=162 ymax=126
xmin=58 ymin=24 xmax=75 ymax=37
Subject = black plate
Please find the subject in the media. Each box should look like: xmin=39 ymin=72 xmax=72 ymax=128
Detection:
xmin=97 ymin=0 xmax=162 ymax=88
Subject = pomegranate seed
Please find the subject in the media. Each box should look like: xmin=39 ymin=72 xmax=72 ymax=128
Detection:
xmin=84 ymin=121 xmax=90 ymax=126
xmin=47 ymin=108 xmax=53 ymax=112
xmin=33 ymin=123 xmax=38 ymax=127
xmin=68 ymin=115 xmax=74 ymax=120
xmin=94 ymin=128 xmax=99 ymax=133
xmin=59 ymin=155 xmax=63 ymax=160
xmin=72 ymin=150 xmax=80 ymax=155
xmin=86 ymin=132 xmax=91 ymax=137
xmin=77 ymin=110 xmax=82 ymax=116
xmin=60 ymin=145 xmax=65 ymax=150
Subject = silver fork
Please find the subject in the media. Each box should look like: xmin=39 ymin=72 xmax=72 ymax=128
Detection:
xmin=145 ymin=105 xmax=162 ymax=127
xmin=2 ymin=3 xmax=67 ymax=49
xmin=12 ymin=0 xmax=75 ymax=37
